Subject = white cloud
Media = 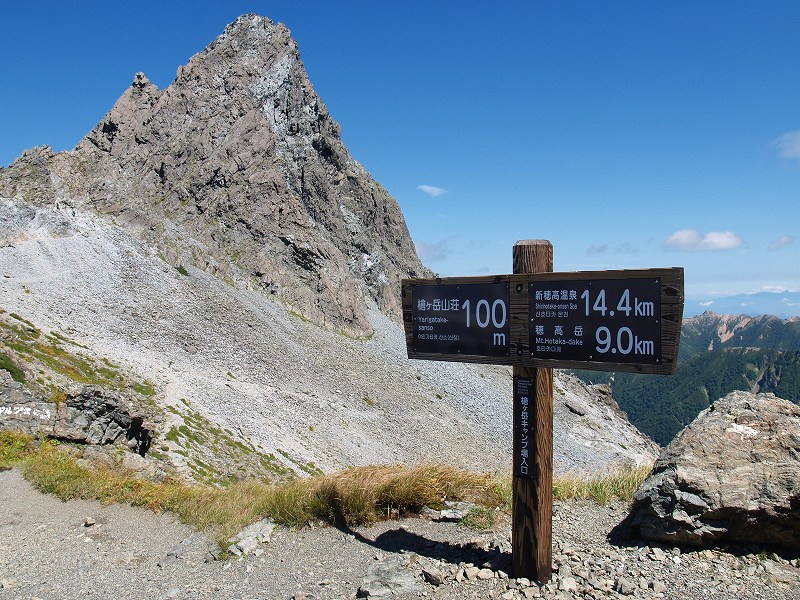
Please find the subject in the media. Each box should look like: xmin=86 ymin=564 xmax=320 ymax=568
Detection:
xmin=702 ymin=231 xmax=743 ymax=250
xmin=699 ymin=301 xmax=714 ymax=307
xmin=664 ymin=229 xmax=703 ymax=250
xmin=586 ymin=244 xmax=608 ymax=256
xmin=768 ymin=235 xmax=796 ymax=251
xmin=774 ymin=130 xmax=800 ymax=163
xmin=664 ymin=229 xmax=743 ymax=251
xmin=415 ymin=239 xmax=451 ymax=263
xmin=417 ymin=184 xmax=448 ymax=198
xmin=585 ymin=242 xmax=638 ymax=256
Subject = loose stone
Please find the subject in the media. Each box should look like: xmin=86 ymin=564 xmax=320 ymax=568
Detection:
xmin=615 ymin=577 xmax=636 ymax=595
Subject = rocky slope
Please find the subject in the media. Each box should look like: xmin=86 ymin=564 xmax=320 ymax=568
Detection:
xmin=0 ymin=196 xmax=656 ymax=480
xmin=0 ymin=14 xmax=428 ymax=339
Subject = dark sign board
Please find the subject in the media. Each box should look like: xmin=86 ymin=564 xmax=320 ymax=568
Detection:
xmin=410 ymin=282 xmax=510 ymax=358
xmin=401 ymin=268 xmax=683 ymax=374
xmin=529 ymin=277 xmax=661 ymax=365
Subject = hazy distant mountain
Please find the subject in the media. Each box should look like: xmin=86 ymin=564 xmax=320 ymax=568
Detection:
xmin=685 ymin=291 xmax=800 ymax=319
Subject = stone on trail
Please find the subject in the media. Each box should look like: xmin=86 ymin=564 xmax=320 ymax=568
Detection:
xmin=357 ymin=553 xmax=423 ymax=598
xmin=421 ymin=566 xmax=445 ymax=586
xmin=615 ymin=576 xmax=636 ymax=595
xmin=436 ymin=500 xmax=477 ymax=522
xmin=227 ymin=518 xmax=276 ymax=557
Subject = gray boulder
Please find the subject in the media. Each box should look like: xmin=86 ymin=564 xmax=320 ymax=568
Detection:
xmin=628 ymin=391 xmax=800 ymax=550
xmin=227 ymin=518 xmax=276 ymax=556
xmin=0 ymin=378 xmax=152 ymax=455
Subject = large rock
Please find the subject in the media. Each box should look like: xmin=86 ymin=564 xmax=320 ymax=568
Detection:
xmin=628 ymin=391 xmax=800 ymax=550
xmin=0 ymin=14 xmax=429 ymax=338
xmin=0 ymin=377 xmax=153 ymax=455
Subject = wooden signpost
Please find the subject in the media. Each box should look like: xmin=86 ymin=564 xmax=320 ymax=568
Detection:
xmin=401 ymin=240 xmax=684 ymax=583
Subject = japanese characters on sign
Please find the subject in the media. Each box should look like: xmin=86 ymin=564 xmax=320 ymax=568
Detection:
xmin=529 ymin=278 xmax=662 ymax=365
xmin=514 ymin=376 xmax=533 ymax=479
xmin=411 ymin=282 xmax=511 ymax=357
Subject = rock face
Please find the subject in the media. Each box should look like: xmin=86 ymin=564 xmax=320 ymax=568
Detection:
xmin=0 ymin=376 xmax=152 ymax=455
xmin=556 ymin=380 xmax=658 ymax=471
xmin=0 ymin=14 xmax=428 ymax=337
xmin=628 ymin=391 xmax=800 ymax=550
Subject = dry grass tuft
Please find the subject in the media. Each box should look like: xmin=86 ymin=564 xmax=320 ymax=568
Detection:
xmin=308 ymin=464 xmax=496 ymax=526
xmin=492 ymin=465 xmax=651 ymax=510
xmin=551 ymin=466 xmax=650 ymax=504
xmin=2 ymin=436 xmax=500 ymax=547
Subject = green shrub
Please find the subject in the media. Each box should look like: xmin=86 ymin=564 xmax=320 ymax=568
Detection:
xmin=0 ymin=431 xmax=34 ymax=468
xmin=0 ymin=352 xmax=25 ymax=383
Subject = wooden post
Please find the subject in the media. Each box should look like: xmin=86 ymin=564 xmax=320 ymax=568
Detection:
xmin=512 ymin=240 xmax=553 ymax=583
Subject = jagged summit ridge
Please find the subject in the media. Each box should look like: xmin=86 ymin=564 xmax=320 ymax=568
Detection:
xmin=1 ymin=14 xmax=428 ymax=336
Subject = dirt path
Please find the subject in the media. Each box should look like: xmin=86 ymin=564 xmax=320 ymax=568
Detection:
xmin=2 ymin=468 xmax=798 ymax=600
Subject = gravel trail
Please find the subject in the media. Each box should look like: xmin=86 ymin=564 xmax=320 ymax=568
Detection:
xmin=2 ymin=468 xmax=798 ymax=600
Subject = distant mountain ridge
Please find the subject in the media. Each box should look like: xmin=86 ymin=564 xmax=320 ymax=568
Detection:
xmin=685 ymin=291 xmax=800 ymax=319
xmin=0 ymin=14 xmax=429 ymax=338
xmin=680 ymin=311 xmax=800 ymax=356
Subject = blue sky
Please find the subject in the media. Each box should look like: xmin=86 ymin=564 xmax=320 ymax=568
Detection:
xmin=1 ymin=1 xmax=798 ymax=315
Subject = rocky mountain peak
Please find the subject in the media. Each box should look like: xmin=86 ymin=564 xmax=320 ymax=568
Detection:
xmin=1 ymin=13 xmax=429 ymax=337
xmin=131 ymin=71 xmax=154 ymax=90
